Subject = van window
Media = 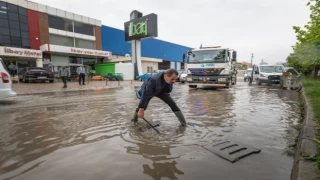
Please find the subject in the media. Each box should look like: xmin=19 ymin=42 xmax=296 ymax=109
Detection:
xmin=260 ymin=66 xmax=283 ymax=73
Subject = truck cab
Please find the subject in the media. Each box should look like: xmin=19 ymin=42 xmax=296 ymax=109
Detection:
xmin=252 ymin=65 xmax=285 ymax=85
xmin=182 ymin=46 xmax=237 ymax=89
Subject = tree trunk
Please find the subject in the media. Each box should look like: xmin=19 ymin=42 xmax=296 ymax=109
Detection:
xmin=313 ymin=66 xmax=320 ymax=78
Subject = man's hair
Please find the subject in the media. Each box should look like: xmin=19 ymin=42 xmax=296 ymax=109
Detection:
xmin=164 ymin=68 xmax=178 ymax=77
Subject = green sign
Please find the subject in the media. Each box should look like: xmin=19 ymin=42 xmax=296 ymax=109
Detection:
xmin=129 ymin=20 xmax=148 ymax=37
xmin=124 ymin=13 xmax=158 ymax=42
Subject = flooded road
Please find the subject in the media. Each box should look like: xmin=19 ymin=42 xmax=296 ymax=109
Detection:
xmin=0 ymin=80 xmax=301 ymax=180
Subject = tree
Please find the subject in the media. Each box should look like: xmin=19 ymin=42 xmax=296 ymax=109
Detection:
xmin=289 ymin=0 xmax=320 ymax=77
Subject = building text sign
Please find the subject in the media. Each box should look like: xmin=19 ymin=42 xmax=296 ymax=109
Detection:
xmin=40 ymin=44 xmax=112 ymax=57
xmin=124 ymin=13 xmax=158 ymax=42
xmin=0 ymin=46 xmax=42 ymax=58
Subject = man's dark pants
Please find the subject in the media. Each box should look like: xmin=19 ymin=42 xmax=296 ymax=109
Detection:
xmin=79 ymin=73 xmax=85 ymax=85
xmin=135 ymin=93 xmax=180 ymax=113
xmin=61 ymin=76 xmax=67 ymax=87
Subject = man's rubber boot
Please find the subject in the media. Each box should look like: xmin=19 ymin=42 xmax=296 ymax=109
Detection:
xmin=174 ymin=111 xmax=187 ymax=127
xmin=131 ymin=112 xmax=138 ymax=127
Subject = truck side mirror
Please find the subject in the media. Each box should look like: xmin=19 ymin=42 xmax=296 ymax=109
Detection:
xmin=232 ymin=51 xmax=237 ymax=61
xmin=182 ymin=54 xmax=185 ymax=62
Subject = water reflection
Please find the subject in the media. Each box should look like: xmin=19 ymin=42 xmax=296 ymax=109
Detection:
xmin=126 ymin=143 xmax=184 ymax=180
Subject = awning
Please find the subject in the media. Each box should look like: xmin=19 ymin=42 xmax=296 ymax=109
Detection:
xmin=40 ymin=44 xmax=112 ymax=58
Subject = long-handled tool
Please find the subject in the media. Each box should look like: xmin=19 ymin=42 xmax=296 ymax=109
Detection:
xmin=142 ymin=118 xmax=160 ymax=134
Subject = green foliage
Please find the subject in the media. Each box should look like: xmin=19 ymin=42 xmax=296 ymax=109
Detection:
xmin=288 ymin=0 xmax=320 ymax=75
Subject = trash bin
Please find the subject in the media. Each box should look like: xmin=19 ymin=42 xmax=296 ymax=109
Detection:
xmin=280 ymin=72 xmax=301 ymax=90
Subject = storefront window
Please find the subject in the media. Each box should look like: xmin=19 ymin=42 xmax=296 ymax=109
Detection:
xmin=0 ymin=35 xmax=10 ymax=46
xmin=50 ymin=34 xmax=74 ymax=47
xmin=69 ymin=56 xmax=82 ymax=64
xmin=0 ymin=19 xmax=9 ymax=27
xmin=0 ymin=27 xmax=9 ymax=36
xmin=0 ymin=3 xmax=28 ymax=49
xmin=9 ymin=21 xmax=19 ymax=30
xmin=7 ymin=3 xmax=18 ymax=13
xmin=74 ymin=21 xmax=94 ymax=36
xmin=10 ymin=29 xmax=20 ymax=37
xmin=8 ymin=12 xmax=18 ymax=21
xmin=48 ymin=15 xmax=73 ymax=32
xmin=19 ymin=15 xmax=27 ymax=24
xmin=75 ymin=38 xmax=95 ymax=49
xmin=83 ymin=58 xmax=96 ymax=69
xmin=18 ymin=7 xmax=27 ymax=16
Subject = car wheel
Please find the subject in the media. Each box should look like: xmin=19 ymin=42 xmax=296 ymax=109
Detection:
xmin=49 ymin=80 xmax=54 ymax=83
xmin=189 ymin=85 xmax=197 ymax=88
xmin=23 ymin=77 xmax=28 ymax=83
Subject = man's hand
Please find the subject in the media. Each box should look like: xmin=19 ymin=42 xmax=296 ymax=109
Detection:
xmin=137 ymin=108 xmax=144 ymax=119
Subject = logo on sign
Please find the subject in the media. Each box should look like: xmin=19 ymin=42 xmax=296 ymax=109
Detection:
xmin=200 ymin=63 xmax=215 ymax=68
xmin=129 ymin=20 xmax=148 ymax=37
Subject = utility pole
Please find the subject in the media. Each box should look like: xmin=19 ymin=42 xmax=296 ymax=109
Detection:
xmin=251 ymin=53 xmax=254 ymax=67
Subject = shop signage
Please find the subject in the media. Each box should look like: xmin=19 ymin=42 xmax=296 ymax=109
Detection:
xmin=124 ymin=13 xmax=158 ymax=42
xmin=0 ymin=46 xmax=42 ymax=58
xmin=40 ymin=44 xmax=112 ymax=57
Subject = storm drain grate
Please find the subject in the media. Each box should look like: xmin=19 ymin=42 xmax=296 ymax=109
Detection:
xmin=203 ymin=140 xmax=261 ymax=163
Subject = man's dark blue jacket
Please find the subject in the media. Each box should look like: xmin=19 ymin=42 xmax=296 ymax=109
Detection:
xmin=137 ymin=72 xmax=173 ymax=109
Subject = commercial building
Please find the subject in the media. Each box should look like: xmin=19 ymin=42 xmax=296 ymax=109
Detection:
xmin=0 ymin=0 xmax=111 ymax=75
xmin=102 ymin=25 xmax=191 ymax=72
xmin=0 ymin=0 xmax=191 ymax=76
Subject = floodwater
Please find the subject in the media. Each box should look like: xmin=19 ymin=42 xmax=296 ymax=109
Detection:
xmin=0 ymin=80 xmax=301 ymax=180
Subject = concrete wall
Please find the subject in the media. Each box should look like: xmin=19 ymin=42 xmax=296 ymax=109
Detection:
xmin=142 ymin=62 xmax=158 ymax=74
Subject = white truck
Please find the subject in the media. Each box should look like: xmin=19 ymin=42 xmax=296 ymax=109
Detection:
xmin=182 ymin=46 xmax=237 ymax=89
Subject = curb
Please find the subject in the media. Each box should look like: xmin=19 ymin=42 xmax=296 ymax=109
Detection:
xmin=15 ymin=85 xmax=140 ymax=96
xmin=291 ymin=87 xmax=320 ymax=180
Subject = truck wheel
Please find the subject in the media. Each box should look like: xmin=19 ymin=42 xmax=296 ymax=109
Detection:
xmin=232 ymin=76 xmax=237 ymax=85
xmin=189 ymin=85 xmax=197 ymax=88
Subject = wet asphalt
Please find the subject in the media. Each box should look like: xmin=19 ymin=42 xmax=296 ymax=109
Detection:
xmin=0 ymin=78 xmax=301 ymax=180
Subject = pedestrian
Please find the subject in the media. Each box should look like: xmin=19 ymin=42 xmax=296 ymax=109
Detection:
xmin=131 ymin=68 xmax=187 ymax=127
xmin=58 ymin=65 xmax=70 ymax=88
xmin=8 ymin=62 xmax=16 ymax=77
xmin=77 ymin=64 xmax=86 ymax=85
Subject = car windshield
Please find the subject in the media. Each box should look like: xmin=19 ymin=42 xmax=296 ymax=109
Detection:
xmin=0 ymin=60 xmax=9 ymax=73
xmin=246 ymin=70 xmax=252 ymax=74
xmin=188 ymin=49 xmax=227 ymax=63
xmin=260 ymin=66 xmax=284 ymax=73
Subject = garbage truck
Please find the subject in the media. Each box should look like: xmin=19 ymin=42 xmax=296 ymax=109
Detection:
xmin=182 ymin=46 xmax=238 ymax=89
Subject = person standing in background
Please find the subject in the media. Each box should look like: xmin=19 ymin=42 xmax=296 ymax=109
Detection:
xmin=58 ymin=65 xmax=70 ymax=88
xmin=77 ymin=64 xmax=86 ymax=85
xmin=8 ymin=62 xmax=16 ymax=77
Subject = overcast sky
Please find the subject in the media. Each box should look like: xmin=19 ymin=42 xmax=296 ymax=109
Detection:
xmin=32 ymin=0 xmax=311 ymax=64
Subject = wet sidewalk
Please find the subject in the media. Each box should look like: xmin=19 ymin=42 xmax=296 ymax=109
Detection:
xmin=12 ymin=80 xmax=143 ymax=95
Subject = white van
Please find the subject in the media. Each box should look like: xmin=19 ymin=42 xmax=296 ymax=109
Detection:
xmin=253 ymin=65 xmax=285 ymax=85
xmin=0 ymin=58 xmax=17 ymax=99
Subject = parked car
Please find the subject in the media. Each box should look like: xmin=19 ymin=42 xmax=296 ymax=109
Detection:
xmin=18 ymin=67 xmax=55 ymax=83
xmin=0 ymin=58 xmax=17 ymax=99
xmin=136 ymin=72 xmax=158 ymax=81
xmin=244 ymin=68 xmax=252 ymax=82
xmin=178 ymin=71 xmax=187 ymax=83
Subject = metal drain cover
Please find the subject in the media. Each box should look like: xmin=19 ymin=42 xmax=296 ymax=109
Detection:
xmin=203 ymin=140 xmax=261 ymax=163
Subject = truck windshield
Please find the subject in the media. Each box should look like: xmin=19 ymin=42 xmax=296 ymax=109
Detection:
xmin=188 ymin=49 xmax=226 ymax=63
xmin=260 ymin=66 xmax=284 ymax=73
